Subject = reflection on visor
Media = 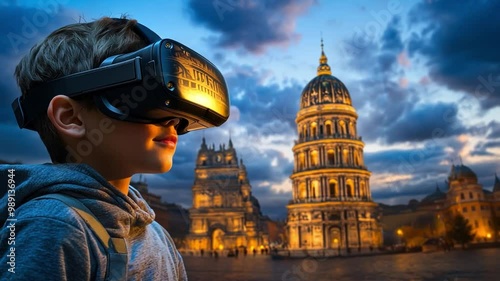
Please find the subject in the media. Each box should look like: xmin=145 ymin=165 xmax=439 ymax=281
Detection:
xmin=92 ymin=38 xmax=230 ymax=135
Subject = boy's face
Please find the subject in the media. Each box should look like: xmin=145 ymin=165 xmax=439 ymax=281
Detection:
xmin=75 ymin=107 xmax=179 ymax=178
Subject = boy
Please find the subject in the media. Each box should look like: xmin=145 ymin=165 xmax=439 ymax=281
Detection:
xmin=0 ymin=16 xmax=228 ymax=280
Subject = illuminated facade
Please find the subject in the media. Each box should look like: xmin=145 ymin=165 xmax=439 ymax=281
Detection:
xmin=185 ymin=139 xmax=269 ymax=253
xmin=286 ymin=41 xmax=383 ymax=255
xmin=441 ymin=165 xmax=500 ymax=242
xmin=381 ymin=164 xmax=500 ymax=245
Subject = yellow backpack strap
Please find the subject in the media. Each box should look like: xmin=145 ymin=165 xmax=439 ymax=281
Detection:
xmin=36 ymin=194 xmax=128 ymax=281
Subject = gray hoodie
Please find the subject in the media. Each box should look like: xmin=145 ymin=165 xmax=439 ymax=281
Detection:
xmin=0 ymin=163 xmax=188 ymax=280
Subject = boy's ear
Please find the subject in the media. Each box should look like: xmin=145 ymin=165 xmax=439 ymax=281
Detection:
xmin=47 ymin=95 xmax=86 ymax=138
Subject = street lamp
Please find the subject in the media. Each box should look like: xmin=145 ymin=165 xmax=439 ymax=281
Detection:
xmin=396 ymin=228 xmax=404 ymax=249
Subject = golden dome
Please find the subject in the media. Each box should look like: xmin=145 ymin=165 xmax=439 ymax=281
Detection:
xmin=300 ymin=39 xmax=352 ymax=109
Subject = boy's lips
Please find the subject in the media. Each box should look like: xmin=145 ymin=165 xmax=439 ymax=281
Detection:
xmin=153 ymin=135 xmax=178 ymax=146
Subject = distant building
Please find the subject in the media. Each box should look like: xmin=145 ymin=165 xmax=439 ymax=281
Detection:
xmin=444 ymin=165 xmax=500 ymax=242
xmin=381 ymin=164 xmax=500 ymax=244
xmin=185 ymin=138 xmax=270 ymax=253
xmin=285 ymin=41 xmax=383 ymax=256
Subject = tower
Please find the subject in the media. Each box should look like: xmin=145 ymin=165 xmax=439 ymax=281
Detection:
xmin=286 ymin=40 xmax=382 ymax=255
xmin=186 ymin=137 xmax=269 ymax=253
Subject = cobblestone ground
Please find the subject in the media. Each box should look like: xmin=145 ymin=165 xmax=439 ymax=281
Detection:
xmin=183 ymin=248 xmax=500 ymax=281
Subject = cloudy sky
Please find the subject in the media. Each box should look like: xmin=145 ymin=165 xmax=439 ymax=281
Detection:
xmin=1 ymin=0 xmax=499 ymax=219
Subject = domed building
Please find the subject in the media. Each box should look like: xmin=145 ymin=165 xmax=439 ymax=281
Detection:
xmin=444 ymin=164 xmax=499 ymax=241
xmin=285 ymin=41 xmax=383 ymax=256
xmin=381 ymin=164 xmax=500 ymax=245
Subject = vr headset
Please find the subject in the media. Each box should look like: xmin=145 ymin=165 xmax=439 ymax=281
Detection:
xmin=12 ymin=19 xmax=230 ymax=134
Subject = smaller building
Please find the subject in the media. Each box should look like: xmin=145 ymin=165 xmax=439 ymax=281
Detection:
xmin=444 ymin=165 xmax=499 ymax=242
xmin=381 ymin=164 xmax=500 ymax=245
xmin=185 ymin=138 xmax=270 ymax=254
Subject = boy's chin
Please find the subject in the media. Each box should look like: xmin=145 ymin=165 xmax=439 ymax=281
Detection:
xmin=154 ymin=161 xmax=173 ymax=174
xmin=136 ymin=159 xmax=173 ymax=174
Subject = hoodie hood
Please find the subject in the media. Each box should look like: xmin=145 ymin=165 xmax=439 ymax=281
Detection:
xmin=0 ymin=163 xmax=155 ymax=238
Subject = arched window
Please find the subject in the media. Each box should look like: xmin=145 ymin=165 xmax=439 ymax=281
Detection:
xmin=311 ymin=122 xmax=317 ymax=137
xmin=327 ymin=149 xmax=335 ymax=165
xmin=298 ymin=183 xmax=307 ymax=199
xmin=354 ymin=149 xmax=361 ymax=166
xmin=349 ymin=121 xmax=356 ymax=136
xmin=342 ymin=148 xmax=349 ymax=165
xmin=339 ymin=120 xmax=347 ymax=135
xmin=311 ymin=181 xmax=320 ymax=198
xmin=346 ymin=180 xmax=354 ymax=197
xmin=329 ymin=180 xmax=337 ymax=197
xmin=311 ymin=150 xmax=319 ymax=166
xmin=298 ymin=152 xmax=305 ymax=169
xmin=347 ymin=184 xmax=353 ymax=197
xmin=325 ymin=121 xmax=332 ymax=136
xmin=360 ymin=182 xmax=366 ymax=198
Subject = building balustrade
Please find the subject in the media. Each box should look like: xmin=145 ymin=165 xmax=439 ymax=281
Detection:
xmin=288 ymin=197 xmax=369 ymax=205
xmin=294 ymin=163 xmax=368 ymax=173
xmin=295 ymin=134 xmax=362 ymax=144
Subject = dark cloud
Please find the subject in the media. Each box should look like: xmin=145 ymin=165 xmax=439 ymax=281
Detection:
xmin=367 ymin=144 xmax=499 ymax=204
xmin=0 ymin=3 xmax=78 ymax=124
xmin=408 ymin=0 xmax=500 ymax=109
xmin=244 ymin=150 xmax=293 ymax=182
xmin=251 ymin=185 xmax=290 ymax=220
xmin=354 ymin=79 xmax=419 ymax=144
xmin=342 ymin=14 xmax=404 ymax=75
xmin=471 ymin=140 xmax=500 ymax=157
xmin=341 ymin=7 xmax=469 ymax=146
xmin=351 ymin=79 xmax=466 ymax=147
xmin=0 ymin=3 xmax=79 ymax=163
xmin=185 ymin=0 xmax=317 ymax=53
xmin=486 ymin=121 xmax=500 ymax=138
xmin=385 ymin=102 xmax=465 ymax=143
xmin=365 ymin=146 xmax=449 ymax=177
xmin=379 ymin=16 xmax=404 ymax=71
xmin=341 ymin=14 xmax=436 ymax=145
xmin=225 ymin=65 xmax=302 ymax=133
xmin=372 ymin=182 xmax=442 ymax=202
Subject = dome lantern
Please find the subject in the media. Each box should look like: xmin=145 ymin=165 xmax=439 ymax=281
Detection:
xmin=300 ymin=39 xmax=352 ymax=109
xmin=317 ymin=38 xmax=332 ymax=76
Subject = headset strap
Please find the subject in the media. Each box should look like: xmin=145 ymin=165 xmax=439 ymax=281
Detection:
xmin=35 ymin=194 xmax=128 ymax=281
xmin=110 ymin=18 xmax=161 ymax=43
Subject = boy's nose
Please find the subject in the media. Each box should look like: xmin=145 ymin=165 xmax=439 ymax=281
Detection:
xmin=160 ymin=118 xmax=181 ymax=128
